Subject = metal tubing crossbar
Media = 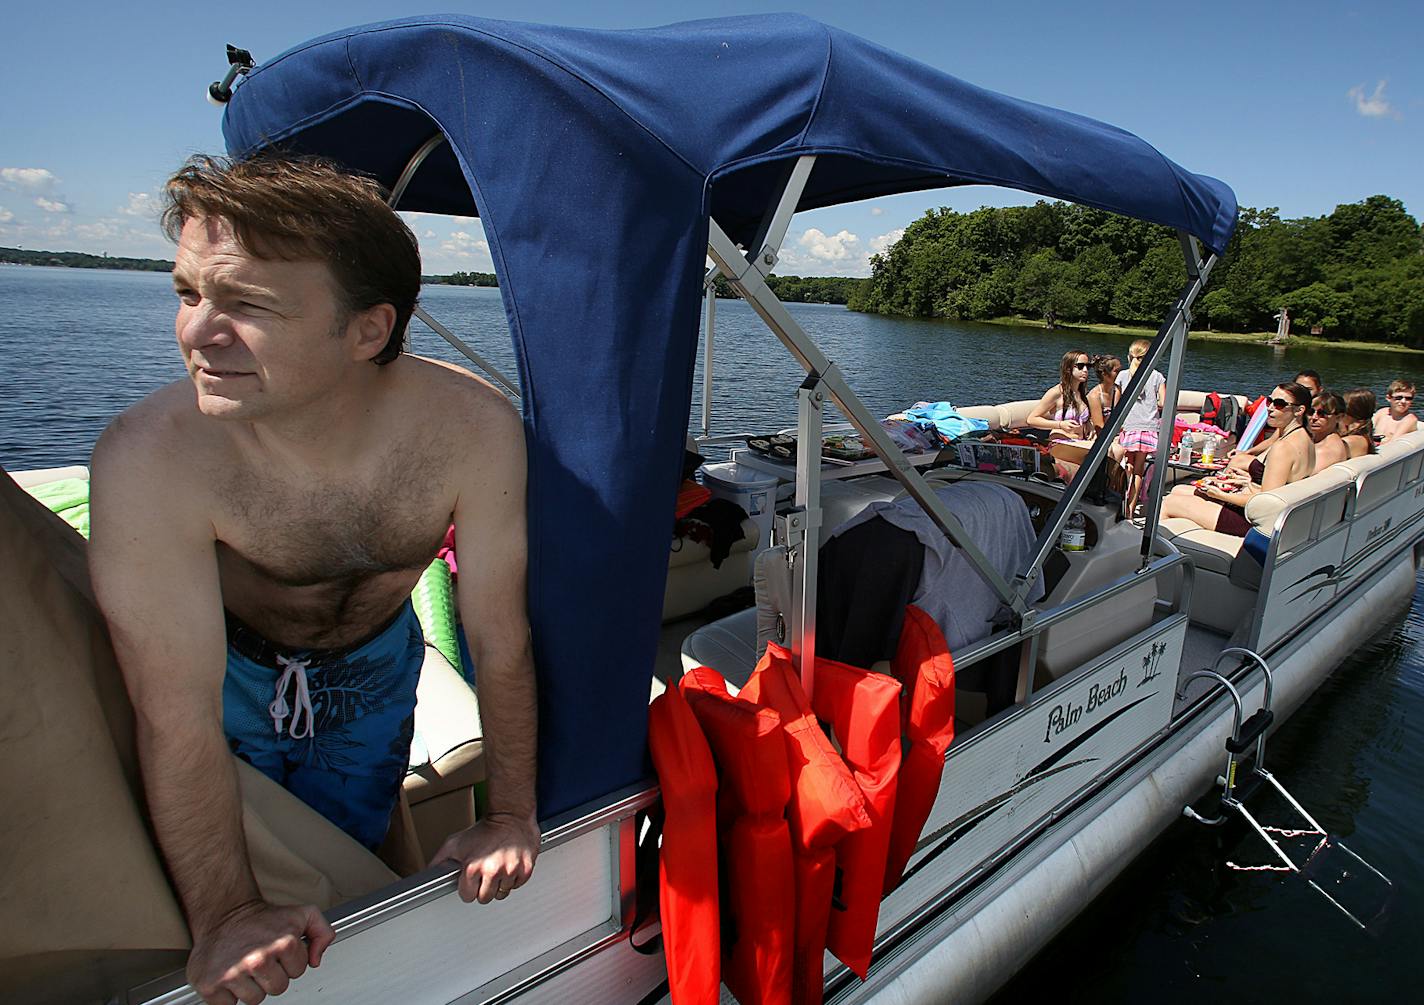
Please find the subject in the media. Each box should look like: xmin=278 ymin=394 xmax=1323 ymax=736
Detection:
xmin=707 ymin=220 xmax=1023 ymax=616
xmin=1012 ymin=239 xmax=1217 ymax=605
xmin=385 ymin=133 xmax=523 ymax=399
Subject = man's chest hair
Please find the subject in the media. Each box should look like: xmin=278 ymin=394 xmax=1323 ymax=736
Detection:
xmin=217 ymin=445 xmax=451 ymax=585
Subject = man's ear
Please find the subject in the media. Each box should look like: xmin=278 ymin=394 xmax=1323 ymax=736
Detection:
xmin=349 ymin=303 xmax=398 ymax=362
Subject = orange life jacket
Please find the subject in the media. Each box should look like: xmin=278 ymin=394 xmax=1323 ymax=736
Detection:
xmin=681 ymin=666 xmax=795 ymax=1005
xmin=741 ymin=647 xmax=872 ymax=1005
xmin=882 ymin=604 xmax=956 ymax=893
xmin=646 ymin=685 xmax=721 ymax=1005
xmin=774 ymin=644 xmax=903 ymax=980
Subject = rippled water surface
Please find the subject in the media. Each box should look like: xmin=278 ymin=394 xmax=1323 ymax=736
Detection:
xmin=1 ymin=264 xmax=1419 ymax=998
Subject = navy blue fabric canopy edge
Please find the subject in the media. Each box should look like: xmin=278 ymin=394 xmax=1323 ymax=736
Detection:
xmin=222 ymin=13 xmax=1238 ymax=818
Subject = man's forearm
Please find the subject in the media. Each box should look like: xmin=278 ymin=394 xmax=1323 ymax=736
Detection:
xmin=474 ymin=638 xmax=539 ymax=821
xmin=137 ymin=715 xmax=262 ymax=936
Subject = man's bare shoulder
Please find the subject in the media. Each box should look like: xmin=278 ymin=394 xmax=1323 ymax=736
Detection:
xmin=93 ymin=381 xmax=221 ymax=493
xmin=402 ymin=355 xmax=524 ymax=443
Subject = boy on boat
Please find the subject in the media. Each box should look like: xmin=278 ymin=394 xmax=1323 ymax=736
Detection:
xmin=88 ymin=155 xmax=539 ymax=1004
xmin=1373 ymin=379 xmax=1418 ymax=443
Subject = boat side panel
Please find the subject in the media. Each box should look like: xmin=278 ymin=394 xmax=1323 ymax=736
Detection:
xmin=876 ymin=617 xmax=1185 ymax=938
xmin=133 ymin=827 xmax=619 ymax=1005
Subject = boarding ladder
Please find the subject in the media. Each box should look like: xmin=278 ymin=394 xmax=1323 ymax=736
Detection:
xmin=1179 ymin=648 xmax=1393 ymax=932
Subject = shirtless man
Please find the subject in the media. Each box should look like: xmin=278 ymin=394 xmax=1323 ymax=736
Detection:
xmin=88 ymin=156 xmax=538 ymax=1005
xmin=1373 ymin=379 xmax=1418 ymax=444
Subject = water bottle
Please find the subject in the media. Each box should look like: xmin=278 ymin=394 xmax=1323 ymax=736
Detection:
xmin=1178 ymin=429 xmax=1194 ymax=464
xmin=1060 ymin=511 xmax=1087 ymax=552
xmin=1201 ymin=433 xmax=1216 ymax=466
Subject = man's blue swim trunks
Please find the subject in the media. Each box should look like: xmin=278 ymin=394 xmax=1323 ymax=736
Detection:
xmin=223 ymin=602 xmax=423 ymax=850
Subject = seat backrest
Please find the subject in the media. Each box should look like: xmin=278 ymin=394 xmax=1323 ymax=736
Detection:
xmin=1245 ymin=466 xmax=1354 ymax=554
xmin=998 ymin=399 xmax=1039 ymax=428
xmin=955 ymin=404 xmax=1002 ymax=429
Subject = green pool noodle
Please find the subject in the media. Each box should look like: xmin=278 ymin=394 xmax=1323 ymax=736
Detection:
xmin=413 ymin=558 xmax=463 ymax=677
xmin=25 ymin=477 xmax=92 ymax=538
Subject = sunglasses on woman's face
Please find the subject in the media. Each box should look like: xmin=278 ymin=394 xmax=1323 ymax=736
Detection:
xmin=1311 ymin=407 xmax=1336 ymax=418
xmin=1267 ymin=397 xmax=1297 ymax=410
xmin=1073 ymin=362 xmax=1090 ymax=370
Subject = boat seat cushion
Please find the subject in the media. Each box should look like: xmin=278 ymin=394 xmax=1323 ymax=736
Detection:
xmin=681 ymin=606 xmax=761 ymax=690
xmin=664 ymin=516 xmax=758 ymax=621
xmin=1156 ymin=517 xmax=1243 ymax=574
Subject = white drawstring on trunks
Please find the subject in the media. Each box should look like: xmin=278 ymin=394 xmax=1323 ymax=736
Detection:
xmin=270 ymin=655 xmax=315 ymax=739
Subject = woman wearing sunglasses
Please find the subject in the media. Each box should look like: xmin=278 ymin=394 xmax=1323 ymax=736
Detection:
xmin=1307 ymin=392 xmax=1349 ymax=474
xmin=1338 ymin=388 xmax=1378 ymax=459
xmin=1161 ymin=381 xmax=1315 ymax=537
xmin=1027 ymin=350 xmax=1094 ymax=441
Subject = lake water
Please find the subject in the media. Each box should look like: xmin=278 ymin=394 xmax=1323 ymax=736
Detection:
xmin=1 ymin=264 xmax=1419 ymax=999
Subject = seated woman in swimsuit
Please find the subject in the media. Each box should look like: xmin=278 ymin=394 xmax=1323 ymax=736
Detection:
xmin=1026 ymin=349 xmax=1093 ymax=480
xmin=1027 ymin=349 xmax=1093 ymax=440
xmin=1307 ymin=392 xmax=1349 ymax=473
xmin=1086 ymin=356 xmax=1123 ymax=440
xmin=1161 ymin=382 xmax=1315 ymax=537
xmin=1338 ymin=388 xmax=1377 ymax=459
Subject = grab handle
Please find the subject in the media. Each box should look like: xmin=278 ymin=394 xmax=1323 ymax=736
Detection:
xmin=1226 ymin=708 xmax=1274 ymax=754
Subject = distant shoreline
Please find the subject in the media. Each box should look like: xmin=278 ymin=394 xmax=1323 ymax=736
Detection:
xmin=982 ymin=315 xmax=1424 ymax=357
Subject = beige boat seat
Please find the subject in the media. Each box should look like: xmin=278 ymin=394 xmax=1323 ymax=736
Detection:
xmin=663 ymin=515 xmax=759 ymax=622
xmin=404 ymin=645 xmax=486 ymax=863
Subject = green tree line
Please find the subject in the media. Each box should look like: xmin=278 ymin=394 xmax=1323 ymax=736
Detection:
xmin=1 ymin=247 xmax=173 ymax=271
xmin=429 ymin=270 xmax=499 ymax=287
xmin=711 ymin=273 xmax=865 ymax=305
xmin=848 ymin=196 xmax=1424 ymax=346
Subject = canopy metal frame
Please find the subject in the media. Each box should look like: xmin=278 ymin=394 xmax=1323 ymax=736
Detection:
xmin=705 ymin=155 xmax=1218 ymax=692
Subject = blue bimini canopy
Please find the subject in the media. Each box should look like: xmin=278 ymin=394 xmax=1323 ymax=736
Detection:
xmin=222 ymin=13 xmax=1238 ymax=817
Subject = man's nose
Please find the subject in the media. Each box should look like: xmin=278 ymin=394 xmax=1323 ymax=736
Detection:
xmin=177 ymin=301 xmax=235 ymax=350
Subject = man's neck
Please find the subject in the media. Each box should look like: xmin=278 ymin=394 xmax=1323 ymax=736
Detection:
xmin=237 ymin=363 xmax=392 ymax=473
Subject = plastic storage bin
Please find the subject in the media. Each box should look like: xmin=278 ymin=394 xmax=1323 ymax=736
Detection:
xmin=700 ymin=462 xmax=779 ymax=557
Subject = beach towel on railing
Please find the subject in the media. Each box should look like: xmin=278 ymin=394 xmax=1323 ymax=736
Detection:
xmin=23 ymin=477 xmax=91 ymax=539
xmin=900 ymin=402 xmax=990 ymax=441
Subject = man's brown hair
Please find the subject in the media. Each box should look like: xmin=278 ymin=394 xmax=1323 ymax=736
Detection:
xmin=1388 ymin=378 xmax=1415 ymax=396
xmin=162 ymin=154 xmax=421 ymax=365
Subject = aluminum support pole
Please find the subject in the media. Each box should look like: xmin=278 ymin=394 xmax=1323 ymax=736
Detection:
xmin=701 ymin=268 xmax=719 ymax=439
xmin=1010 ymin=247 xmax=1217 ymax=605
xmin=387 ymin=133 xmax=522 ymax=399
xmin=791 ymin=378 xmax=825 ymax=695
xmin=748 ymin=156 xmax=818 ymax=274
xmin=411 ymin=306 xmax=522 ymax=399
xmin=708 ymin=220 xmax=1022 ymax=614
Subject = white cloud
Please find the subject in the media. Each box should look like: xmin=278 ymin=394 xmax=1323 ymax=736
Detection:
xmin=870 ymin=228 xmax=904 ymax=254
xmin=35 ymin=197 xmax=70 ymax=213
xmin=1348 ymin=80 xmax=1397 ymax=118
xmin=118 ymin=192 xmax=161 ymax=218
xmin=1 ymin=167 xmax=57 ymax=189
xmin=0 ymin=207 xmax=12 ymax=223
xmin=798 ymin=227 xmax=861 ymax=262
xmin=869 ymin=206 xmax=884 ymax=217
xmin=440 ymin=229 xmax=490 ymax=258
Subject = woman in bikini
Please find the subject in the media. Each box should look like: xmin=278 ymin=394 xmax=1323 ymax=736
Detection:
xmin=1086 ymin=355 xmax=1125 ymax=465
xmin=1026 ymin=349 xmax=1094 ymax=480
xmin=1338 ymin=388 xmax=1377 ymax=459
xmin=1027 ymin=349 xmax=1093 ymax=441
xmin=1161 ymin=381 xmax=1315 ymax=537
xmin=1307 ymin=392 xmax=1349 ymax=474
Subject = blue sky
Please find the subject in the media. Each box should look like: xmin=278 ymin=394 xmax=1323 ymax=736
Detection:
xmin=2 ymin=1 xmax=1419 ymax=277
